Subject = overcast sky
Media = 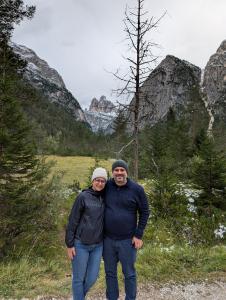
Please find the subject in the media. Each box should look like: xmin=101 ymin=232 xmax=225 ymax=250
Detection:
xmin=13 ymin=0 xmax=226 ymax=108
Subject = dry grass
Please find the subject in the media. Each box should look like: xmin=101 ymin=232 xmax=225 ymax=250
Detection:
xmin=45 ymin=155 xmax=113 ymax=187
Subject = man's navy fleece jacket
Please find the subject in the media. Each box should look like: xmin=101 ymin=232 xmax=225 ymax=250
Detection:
xmin=104 ymin=178 xmax=150 ymax=240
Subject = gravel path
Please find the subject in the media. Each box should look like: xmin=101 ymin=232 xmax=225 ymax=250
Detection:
xmin=86 ymin=281 xmax=226 ymax=300
xmin=33 ymin=281 xmax=226 ymax=300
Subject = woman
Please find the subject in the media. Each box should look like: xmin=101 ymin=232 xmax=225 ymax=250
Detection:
xmin=65 ymin=167 xmax=107 ymax=300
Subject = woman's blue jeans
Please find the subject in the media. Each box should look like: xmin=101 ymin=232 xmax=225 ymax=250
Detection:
xmin=103 ymin=237 xmax=137 ymax=300
xmin=72 ymin=239 xmax=103 ymax=300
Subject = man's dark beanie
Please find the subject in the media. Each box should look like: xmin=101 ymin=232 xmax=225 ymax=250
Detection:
xmin=112 ymin=159 xmax=128 ymax=173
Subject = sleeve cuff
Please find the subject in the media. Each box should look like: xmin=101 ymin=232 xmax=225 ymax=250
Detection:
xmin=134 ymin=229 xmax=143 ymax=239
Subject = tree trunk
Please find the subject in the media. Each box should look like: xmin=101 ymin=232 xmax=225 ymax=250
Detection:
xmin=133 ymin=0 xmax=141 ymax=180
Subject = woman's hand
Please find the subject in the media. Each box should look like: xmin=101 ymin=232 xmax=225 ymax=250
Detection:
xmin=67 ymin=247 xmax=76 ymax=260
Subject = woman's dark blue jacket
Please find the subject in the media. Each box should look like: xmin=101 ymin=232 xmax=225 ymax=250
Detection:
xmin=65 ymin=188 xmax=104 ymax=247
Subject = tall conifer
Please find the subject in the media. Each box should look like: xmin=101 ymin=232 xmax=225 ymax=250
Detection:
xmin=192 ymin=135 xmax=226 ymax=214
xmin=0 ymin=1 xmax=49 ymax=254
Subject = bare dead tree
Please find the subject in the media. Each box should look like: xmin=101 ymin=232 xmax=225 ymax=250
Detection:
xmin=113 ymin=0 xmax=166 ymax=180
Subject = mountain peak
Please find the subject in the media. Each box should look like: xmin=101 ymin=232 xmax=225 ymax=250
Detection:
xmin=128 ymin=53 xmax=202 ymax=128
xmin=11 ymin=42 xmax=66 ymax=89
xmin=89 ymin=96 xmax=115 ymax=113
xmin=11 ymin=42 xmax=86 ymax=122
xmin=203 ymin=39 xmax=226 ymax=107
xmin=84 ymin=96 xmax=116 ymax=133
xmin=217 ymin=40 xmax=226 ymax=54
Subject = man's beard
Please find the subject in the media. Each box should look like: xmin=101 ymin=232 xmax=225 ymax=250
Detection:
xmin=114 ymin=175 xmax=127 ymax=184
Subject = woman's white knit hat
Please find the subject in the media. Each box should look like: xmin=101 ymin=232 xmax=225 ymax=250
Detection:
xmin=91 ymin=167 xmax=108 ymax=182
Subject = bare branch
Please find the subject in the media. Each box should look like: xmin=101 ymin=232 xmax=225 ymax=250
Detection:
xmin=125 ymin=26 xmax=137 ymax=50
xmin=152 ymin=157 xmax=159 ymax=175
xmin=125 ymin=10 xmax=137 ymax=30
xmin=125 ymin=56 xmax=137 ymax=65
xmin=114 ymin=139 xmax=135 ymax=158
xmin=130 ymin=66 xmax=136 ymax=80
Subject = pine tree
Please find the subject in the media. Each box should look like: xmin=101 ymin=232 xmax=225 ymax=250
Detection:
xmin=0 ymin=0 xmax=35 ymax=43
xmin=192 ymin=135 xmax=226 ymax=214
xmin=0 ymin=94 xmax=43 ymax=246
xmin=139 ymin=114 xmax=192 ymax=180
xmin=111 ymin=111 xmax=128 ymax=139
xmin=0 ymin=1 xmax=52 ymax=255
xmin=110 ymin=110 xmax=131 ymax=159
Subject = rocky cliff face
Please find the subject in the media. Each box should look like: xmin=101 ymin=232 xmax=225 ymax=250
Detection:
xmin=84 ymin=96 xmax=116 ymax=133
xmin=11 ymin=43 xmax=86 ymax=122
xmin=89 ymin=95 xmax=116 ymax=113
xmin=202 ymin=40 xmax=226 ymax=121
xmin=127 ymin=42 xmax=226 ymax=138
xmin=128 ymin=55 xmax=205 ymax=128
xmin=84 ymin=110 xmax=115 ymax=133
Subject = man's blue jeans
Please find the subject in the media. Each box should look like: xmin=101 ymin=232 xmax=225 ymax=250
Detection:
xmin=72 ymin=239 xmax=103 ymax=300
xmin=103 ymin=237 xmax=137 ymax=300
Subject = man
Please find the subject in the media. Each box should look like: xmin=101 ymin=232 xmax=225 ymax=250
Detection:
xmin=103 ymin=160 xmax=150 ymax=300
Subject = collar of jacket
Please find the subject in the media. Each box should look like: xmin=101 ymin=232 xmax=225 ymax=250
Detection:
xmin=82 ymin=187 xmax=104 ymax=196
xmin=110 ymin=177 xmax=131 ymax=188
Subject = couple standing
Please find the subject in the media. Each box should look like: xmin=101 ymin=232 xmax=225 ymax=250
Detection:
xmin=65 ymin=160 xmax=150 ymax=300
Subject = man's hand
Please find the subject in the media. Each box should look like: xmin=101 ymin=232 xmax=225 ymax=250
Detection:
xmin=132 ymin=237 xmax=143 ymax=249
xmin=67 ymin=247 xmax=76 ymax=260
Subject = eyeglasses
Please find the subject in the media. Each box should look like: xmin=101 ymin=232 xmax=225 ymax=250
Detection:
xmin=94 ymin=178 xmax=106 ymax=184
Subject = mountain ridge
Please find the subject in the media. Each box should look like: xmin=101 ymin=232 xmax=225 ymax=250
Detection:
xmin=11 ymin=42 xmax=86 ymax=122
xmin=11 ymin=40 xmax=226 ymax=140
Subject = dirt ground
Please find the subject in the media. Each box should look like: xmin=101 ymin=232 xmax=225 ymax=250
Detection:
xmin=86 ymin=281 xmax=226 ymax=300
xmin=33 ymin=280 xmax=226 ymax=300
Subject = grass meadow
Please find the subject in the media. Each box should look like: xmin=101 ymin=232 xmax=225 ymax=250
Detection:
xmin=45 ymin=155 xmax=113 ymax=187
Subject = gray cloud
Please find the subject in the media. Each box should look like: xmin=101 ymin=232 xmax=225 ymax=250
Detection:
xmin=13 ymin=0 xmax=226 ymax=108
xmin=14 ymin=1 xmax=53 ymax=37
